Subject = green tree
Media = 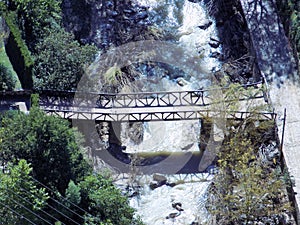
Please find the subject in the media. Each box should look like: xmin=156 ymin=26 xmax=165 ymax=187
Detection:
xmin=208 ymin=129 xmax=292 ymax=224
xmin=79 ymin=174 xmax=143 ymax=225
xmin=8 ymin=0 xmax=62 ymax=46
xmin=0 ymin=103 xmax=91 ymax=193
xmin=276 ymin=0 xmax=300 ymax=63
xmin=0 ymin=159 xmax=49 ymax=224
xmin=33 ymin=28 xmax=98 ymax=91
xmin=65 ymin=180 xmax=81 ymax=205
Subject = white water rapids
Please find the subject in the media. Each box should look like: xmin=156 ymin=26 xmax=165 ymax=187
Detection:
xmin=121 ymin=0 xmax=220 ymax=153
xmin=117 ymin=1 xmax=221 ymax=224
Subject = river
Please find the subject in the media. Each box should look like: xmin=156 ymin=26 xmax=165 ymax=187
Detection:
xmin=117 ymin=0 xmax=221 ymax=224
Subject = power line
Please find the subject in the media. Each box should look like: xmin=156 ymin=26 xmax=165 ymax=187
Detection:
xmin=31 ymin=177 xmax=91 ymax=217
xmin=0 ymin=201 xmax=37 ymax=225
xmin=1 ymin=169 xmax=84 ymax=224
xmin=19 ymin=186 xmax=81 ymax=225
xmin=7 ymin=187 xmax=66 ymax=225
xmin=44 ymin=199 xmax=82 ymax=225
xmin=4 ymin=196 xmax=52 ymax=225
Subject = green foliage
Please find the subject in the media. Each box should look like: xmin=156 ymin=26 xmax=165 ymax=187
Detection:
xmin=0 ymin=1 xmax=6 ymax=13
xmin=0 ymin=106 xmax=91 ymax=193
xmin=0 ymin=106 xmax=140 ymax=224
xmin=276 ymin=0 xmax=300 ymax=60
xmin=3 ymin=11 xmax=34 ymax=68
xmin=80 ymin=174 xmax=143 ymax=225
xmin=103 ymin=65 xmax=123 ymax=86
xmin=66 ymin=180 xmax=81 ymax=205
xmin=10 ymin=0 xmax=62 ymax=42
xmin=206 ymin=82 xmax=293 ymax=224
xmin=0 ymin=63 xmax=16 ymax=91
xmin=0 ymin=160 xmax=49 ymax=224
xmin=207 ymin=119 xmax=292 ymax=223
xmin=33 ymin=28 xmax=98 ymax=91
xmin=209 ymin=132 xmax=292 ymax=224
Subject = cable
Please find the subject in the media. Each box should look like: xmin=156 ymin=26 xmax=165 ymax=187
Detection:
xmin=44 ymin=198 xmax=82 ymax=225
xmin=6 ymin=187 xmax=66 ymax=225
xmin=19 ymin=187 xmax=81 ymax=225
xmin=30 ymin=177 xmax=90 ymax=217
xmin=4 ymin=196 xmax=52 ymax=225
xmin=0 ymin=201 xmax=37 ymax=225
xmin=1 ymin=171 xmax=80 ymax=224
xmin=2 ymin=162 xmax=94 ymax=223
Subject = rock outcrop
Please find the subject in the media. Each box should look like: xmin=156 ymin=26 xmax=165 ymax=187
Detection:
xmin=62 ymin=0 xmax=151 ymax=49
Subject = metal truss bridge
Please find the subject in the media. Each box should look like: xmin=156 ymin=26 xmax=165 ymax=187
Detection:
xmin=0 ymin=83 xmax=274 ymax=122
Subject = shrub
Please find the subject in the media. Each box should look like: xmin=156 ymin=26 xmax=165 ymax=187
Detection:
xmin=79 ymin=174 xmax=143 ymax=225
xmin=3 ymin=11 xmax=34 ymax=68
xmin=0 ymin=63 xmax=16 ymax=91
xmin=33 ymin=28 xmax=98 ymax=91
xmin=0 ymin=104 xmax=91 ymax=193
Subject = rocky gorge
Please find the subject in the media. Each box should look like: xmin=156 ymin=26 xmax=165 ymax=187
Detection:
xmin=63 ymin=0 xmax=299 ymax=224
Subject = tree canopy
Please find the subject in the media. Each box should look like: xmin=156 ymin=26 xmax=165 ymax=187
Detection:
xmin=0 ymin=159 xmax=49 ymax=224
xmin=33 ymin=28 xmax=98 ymax=91
xmin=0 ymin=101 xmax=142 ymax=224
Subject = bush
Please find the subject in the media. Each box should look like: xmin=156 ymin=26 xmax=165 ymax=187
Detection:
xmin=276 ymin=0 xmax=300 ymax=61
xmin=3 ymin=11 xmax=34 ymax=68
xmin=9 ymin=0 xmax=62 ymax=46
xmin=0 ymin=63 xmax=16 ymax=91
xmin=0 ymin=160 xmax=49 ymax=224
xmin=79 ymin=174 xmax=144 ymax=225
xmin=0 ymin=104 xmax=91 ymax=193
xmin=33 ymin=28 xmax=98 ymax=91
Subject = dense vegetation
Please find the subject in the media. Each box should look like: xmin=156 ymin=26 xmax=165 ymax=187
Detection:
xmin=206 ymin=84 xmax=295 ymax=224
xmin=0 ymin=0 xmax=298 ymax=224
xmin=0 ymin=0 xmax=98 ymax=91
xmin=276 ymin=0 xmax=300 ymax=65
xmin=0 ymin=100 xmax=143 ymax=224
xmin=0 ymin=63 xmax=15 ymax=91
xmin=207 ymin=120 xmax=293 ymax=224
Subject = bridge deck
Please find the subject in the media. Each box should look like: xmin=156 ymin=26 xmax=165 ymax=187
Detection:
xmin=0 ymin=84 xmax=272 ymax=122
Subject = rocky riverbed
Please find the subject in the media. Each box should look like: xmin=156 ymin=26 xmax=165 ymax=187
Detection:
xmin=113 ymin=173 xmax=213 ymax=225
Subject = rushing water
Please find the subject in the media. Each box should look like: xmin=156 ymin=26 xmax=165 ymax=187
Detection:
xmin=121 ymin=0 xmax=220 ymax=154
xmin=115 ymin=1 xmax=221 ymax=224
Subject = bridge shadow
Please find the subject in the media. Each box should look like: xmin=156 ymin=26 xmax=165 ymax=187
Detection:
xmin=92 ymin=143 xmax=214 ymax=175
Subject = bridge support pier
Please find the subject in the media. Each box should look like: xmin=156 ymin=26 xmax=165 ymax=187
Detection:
xmin=109 ymin=122 xmax=122 ymax=146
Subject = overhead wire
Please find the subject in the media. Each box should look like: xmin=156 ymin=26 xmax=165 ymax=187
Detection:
xmin=6 ymin=187 xmax=66 ymax=225
xmin=30 ymin=177 xmax=91 ymax=217
xmin=0 ymin=201 xmax=37 ymax=225
xmin=19 ymin=186 xmax=81 ymax=225
xmin=1 ymin=173 xmax=81 ymax=224
xmin=3 ymin=195 xmax=52 ymax=225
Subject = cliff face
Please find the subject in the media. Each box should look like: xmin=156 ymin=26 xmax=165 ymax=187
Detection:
xmin=62 ymin=0 xmax=151 ymax=49
xmin=240 ymin=0 xmax=298 ymax=85
xmin=62 ymin=0 xmax=92 ymax=44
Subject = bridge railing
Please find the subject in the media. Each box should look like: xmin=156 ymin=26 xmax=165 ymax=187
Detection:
xmin=0 ymin=82 xmax=266 ymax=112
xmin=36 ymin=82 xmax=265 ymax=110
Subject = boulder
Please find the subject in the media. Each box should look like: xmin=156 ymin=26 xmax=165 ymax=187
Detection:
xmin=198 ymin=20 xmax=212 ymax=30
xmin=166 ymin=182 xmax=176 ymax=187
xmin=176 ymin=77 xmax=188 ymax=86
xmin=172 ymin=202 xmax=184 ymax=211
xmin=209 ymin=38 xmax=221 ymax=48
xmin=149 ymin=181 xmax=159 ymax=190
xmin=166 ymin=210 xmax=180 ymax=219
xmin=153 ymin=173 xmax=167 ymax=185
